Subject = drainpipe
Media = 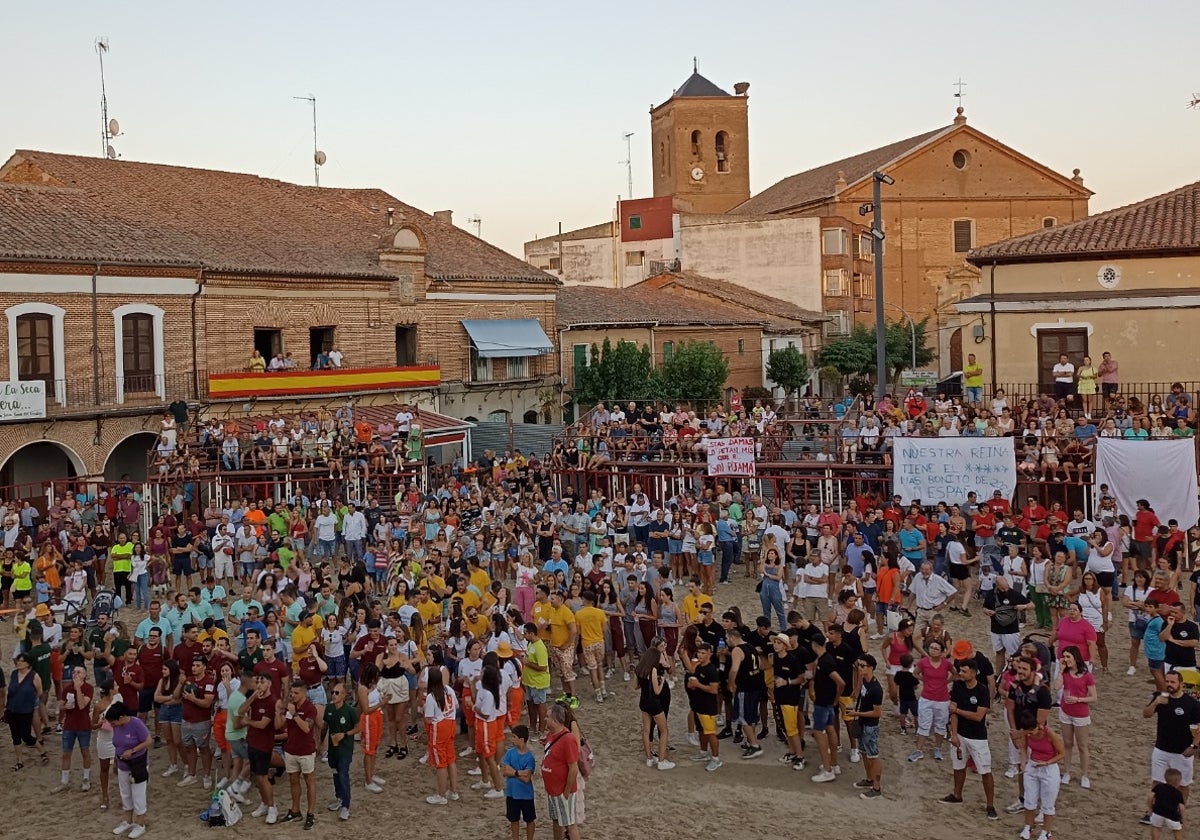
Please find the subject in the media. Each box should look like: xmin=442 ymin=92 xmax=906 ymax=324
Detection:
xmin=191 ymin=274 xmax=206 ymax=402
xmin=989 ymin=261 xmax=998 ymax=394
xmin=92 ymin=263 xmax=101 ymax=406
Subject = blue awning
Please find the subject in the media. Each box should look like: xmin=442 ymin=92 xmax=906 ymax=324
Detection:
xmin=461 ymin=319 xmax=554 ymax=358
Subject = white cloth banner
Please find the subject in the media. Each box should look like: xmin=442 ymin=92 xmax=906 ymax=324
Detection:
xmin=892 ymin=437 xmax=1016 ymax=505
xmin=1094 ymin=438 xmax=1198 ymax=529
xmin=706 ymin=437 xmax=756 ymax=477
xmin=0 ymin=380 xmax=45 ymax=420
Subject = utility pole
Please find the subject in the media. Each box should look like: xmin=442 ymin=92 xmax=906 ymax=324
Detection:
xmin=620 ymin=132 xmax=634 ymax=199
xmin=871 ymin=171 xmax=894 ymax=398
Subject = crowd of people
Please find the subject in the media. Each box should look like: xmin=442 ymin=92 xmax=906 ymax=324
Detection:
xmin=3 ymin=439 xmax=1200 ymax=839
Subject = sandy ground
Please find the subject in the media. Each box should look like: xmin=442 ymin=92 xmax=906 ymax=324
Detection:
xmin=6 ymin=577 xmax=1162 ymax=840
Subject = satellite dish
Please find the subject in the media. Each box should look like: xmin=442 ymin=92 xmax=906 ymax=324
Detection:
xmin=108 ymin=118 xmax=120 ymax=137
xmin=314 ymin=150 xmax=327 ymax=166
xmin=106 ymin=145 xmax=117 ymax=160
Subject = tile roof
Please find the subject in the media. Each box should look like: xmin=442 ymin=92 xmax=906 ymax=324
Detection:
xmin=525 ymin=221 xmax=615 ymax=248
xmin=635 ymin=270 xmax=825 ymax=331
xmin=556 ymin=283 xmax=766 ymax=329
xmin=0 ymin=150 xmax=555 ymax=283
xmin=968 ymin=179 xmax=1200 ymax=263
xmin=732 ymin=127 xmax=950 ymax=215
xmin=671 ymin=71 xmax=733 ymax=99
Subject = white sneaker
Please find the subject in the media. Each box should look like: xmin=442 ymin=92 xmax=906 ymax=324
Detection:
xmin=365 ymin=782 xmax=384 ymax=794
xmin=483 ymin=788 xmax=505 ymax=799
xmin=251 ymin=804 xmax=268 ymax=818
xmin=832 ymin=765 xmax=842 ymax=776
xmin=112 ymin=823 xmax=133 ymax=836
xmin=371 ymin=775 xmax=386 ymax=786
xmin=202 ymin=775 xmax=212 ymax=790
xmin=705 ymin=758 xmax=722 ymax=772
xmin=850 ymin=748 xmax=861 ymax=763
xmin=467 ymin=767 xmax=483 ymax=776
xmin=127 ymin=827 xmax=145 ymax=840
xmin=1126 ymin=665 xmax=1137 ymax=676
xmin=81 ymin=780 xmax=91 ymax=792
xmin=687 ymin=732 xmax=700 ymax=747
xmin=448 ymin=792 xmax=461 ymax=801
xmin=1060 ymin=772 xmax=1071 ymax=785
xmin=812 ymin=769 xmax=836 ymax=783
xmin=339 ymin=807 xmax=350 ymax=820
xmin=1080 ymin=775 xmax=1091 ymax=790
xmin=458 ymin=746 xmax=474 ymax=757
xmin=1036 ymin=832 xmax=1050 ymax=840
xmin=265 ymin=806 xmax=278 ymax=825
xmin=623 ymin=672 xmax=630 ymax=682
xmin=426 ymin=793 xmax=449 ymax=804
xmin=161 ymin=764 xmax=179 ymax=778
xmin=215 ymin=777 xmax=230 ymax=791
xmin=1004 ymin=764 xmax=1019 ymax=779
xmin=656 ymin=760 xmax=676 ymax=771
xmin=470 ymin=781 xmax=492 ymax=790
xmin=1019 ymin=827 xmax=1031 ymax=840
xmin=328 ymin=800 xmax=342 ymax=811
xmin=177 ymin=774 xmax=197 ymax=787
xmin=645 ymin=757 xmax=657 ymax=767
xmin=690 ymin=751 xmax=712 ymax=762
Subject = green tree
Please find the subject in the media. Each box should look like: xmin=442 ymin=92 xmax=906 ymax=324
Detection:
xmin=571 ymin=338 xmax=658 ymax=405
xmin=765 ymin=346 xmax=810 ymax=408
xmin=883 ymin=318 xmax=935 ymax=385
xmin=816 ymin=325 xmax=874 ymax=377
xmin=660 ymin=340 xmax=729 ymax=403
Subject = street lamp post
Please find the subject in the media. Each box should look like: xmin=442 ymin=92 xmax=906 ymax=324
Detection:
xmin=869 ymin=171 xmax=893 ymax=400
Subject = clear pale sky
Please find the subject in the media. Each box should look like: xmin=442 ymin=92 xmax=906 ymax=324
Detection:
xmin=2 ymin=1 xmax=1197 ymax=259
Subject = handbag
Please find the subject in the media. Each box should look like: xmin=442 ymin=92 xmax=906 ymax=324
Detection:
xmin=885 ymin=606 xmax=901 ymax=633
xmin=127 ymin=753 xmax=149 ymax=784
xmin=578 ymin=736 xmax=596 ymax=779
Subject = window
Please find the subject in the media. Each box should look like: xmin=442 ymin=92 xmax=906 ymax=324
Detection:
xmin=309 ymin=326 xmax=335 ymax=368
xmin=1036 ymin=329 xmax=1088 ymax=391
xmin=715 ymin=131 xmax=729 ymax=172
xmin=822 ymin=228 xmax=849 ymax=255
xmin=823 ymin=269 xmax=847 ymax=296
xmin=737 ymin=339 xmax=745 ymax=355
xmin=548 ymin=256 xmax=561 ymax=272
xmin=1042 ymin=217 xmax=1057 ymax=228
xmin=662 ymin=340 xmax=674 ymax=362
xmin=690 ymin=130 xmax=701 ymax=157
xmin=659 ymin=141 xmax=667 ymax=176
xmin=506 ymin=356 xmax=530 ymax=379
xmin=953 ymin=219 xmax=975 ymax=253
xmin=573 ymin=343 xmax=588 ymax=379
xmin=16 ymin=313 xmax=54 ymax=384
xmin=625 ymin=250 xmax=645 ymax=267
xmin=855 ymin=233 xmax=874 ymax=259
xmin=395 ymin=326 xmax=417 ymax=366
xmin=854 ymin=273 xmax=874 ymax=298
xmin=254 ymin=328 xmax=282 ymax=362
xmin=629 ymin=215 xmax=642 ymax=230
xmin=487 ymin=409 xmax=510 ymax=423
xmin=121 ymin=313 xmax=155 ymax=393
xmin=824 ymin=310 xmax=851 ymax=337
xmin=952 ymin=149 xmax=970 ymax=170
xmin=472 ymin=350 xmax=492 ymax=382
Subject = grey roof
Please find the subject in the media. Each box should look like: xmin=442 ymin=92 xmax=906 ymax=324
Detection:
xmin=672 ymin=72 xmax=732 ymax=98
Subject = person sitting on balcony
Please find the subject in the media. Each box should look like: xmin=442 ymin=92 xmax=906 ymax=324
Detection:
xmin=268 ymin=353 xmax=287 ymax=372
xmin=312 ymin=349 xmax=331 ymax=370
xmin=328 ymin=346 xmax=344 ymax=368
xmin=247 ymin=349 xmax=267 ymax=372
xmin=252 ymin=428 xmax=273 ymax=470
xmin=269 ymin=431 xmax=291 ymax=469
xmin=222 ymin=435 xmax=241 ymax=472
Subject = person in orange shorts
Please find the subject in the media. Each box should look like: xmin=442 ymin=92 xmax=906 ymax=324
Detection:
xmin=355 ymin=663 xmax=386 ymax=794
xmin=470 ymin=666 xmax=506 ymax=799
xmin=422 ymin=667 xmax=459 ymax=805
xmin=497 ymin=643 xmax=524 ymax=727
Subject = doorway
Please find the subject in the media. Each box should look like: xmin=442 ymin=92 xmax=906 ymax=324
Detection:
xmin=254 ymin=329 xmax=282 ymax=364
xmin=309 ymin=327 xmax=335 ymax=368
xmin=1036 ymin=329 xmax=1088 ymax=392
xmin=948 ymin=328 xmax=963 ymax=374
xmin=395 ymin=326 xmax=417 ymax=366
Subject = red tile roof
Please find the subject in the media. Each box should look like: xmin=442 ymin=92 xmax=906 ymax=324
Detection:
xmin=732 ymin=127 xmax=950 ymax=215
xmin=634 ymin=270 xmax=825 ymax=331
xmin=969 ymin=179 xmax=1200 ymax=263
xmin=0 ymin=150 xmax=554 ymax=283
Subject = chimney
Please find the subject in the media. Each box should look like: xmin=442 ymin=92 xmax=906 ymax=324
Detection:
xmin=433 ymin=210 xmax=453 ymax=225
xmin=733 ymin=81 xmax=750 ymax=96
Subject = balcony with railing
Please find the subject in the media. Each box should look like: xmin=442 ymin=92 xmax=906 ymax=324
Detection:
xmin=6 ymin=371 xmax=208 ymax=421
xmin=207 ymin=364 xmax=441 ymax=401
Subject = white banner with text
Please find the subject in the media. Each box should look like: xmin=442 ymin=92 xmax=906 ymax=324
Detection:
xmin=893 ymin=437 xmax=1016 ymax=505
xmin=706 ymin=437 xmax=756 ymax=477
xmin=0 ymin=380 xmax=46 ymax=420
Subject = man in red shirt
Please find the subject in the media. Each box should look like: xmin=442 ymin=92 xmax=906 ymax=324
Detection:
xmin=239 ymin=673 xmax=281 ymax=824
xmin=541 ymin=703 xmax=581 ymax=840
xmin=1020 ymin=496 xmax=1047 ymax=541
xmin=973 ymin=504 xmax=996 ymax=550
xmin=817 ymin=504 xmax=842 ymax=538
xmin=279 ymin=680 xmax=319 ymax=829
xmin=56 ymin=665 xmax=94 ymax=792
xmin=136 ymin=628 xmax=166 ymax=729
xmin=179 ymin=657 xmax=216 ymax=787
xmin=987 ymin=490 xmax=1012 ymax=518
xmin=172 ymin=623 xmax=205 ymax=670
xmin=1133 ymin=499 xmax=1161 ymax=565
xmin=253 ymin=643 xmax=292 ymax=701
xmin=350 ymin=619 xmax=385 ymax=666
xmin=114 ymin=645 xmax=145 ymax=713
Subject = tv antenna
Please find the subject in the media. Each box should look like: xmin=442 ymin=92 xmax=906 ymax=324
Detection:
xmin=1189 ymin=92 xmax=1200 ymax=109
xmin=95 ymin=37 xmax=122 ymax=159
xmin=466 ymin=215 xmax=482 ymax=238
xmin=619 ymin=132 xmax=635 ymax=199
xmin=293 ymin=94 xmax=326 ymax=186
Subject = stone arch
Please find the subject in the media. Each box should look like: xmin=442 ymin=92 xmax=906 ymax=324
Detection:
xmin=0 ymin=439 xmax=86 ymax=497
xmin=104 ymin=432 xmax=160 ymax=482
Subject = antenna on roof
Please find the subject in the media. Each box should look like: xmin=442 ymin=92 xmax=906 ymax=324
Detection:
xmin=953 ymin=77 xmax=967 ymax=108
xmin=95 ymin=37 xmax=123 ymax=159
xmin=693 ymin=56 xmax=698 ymax=73
xmin=619 ymin=132 xmax=635 ymax=199
xmin=293 ymin=94 xmax=325 ymax=186
xmin=466 ymin=215 xmax=482 ymax=238
xmin=1189 ymin=93 xmax=1200 ymax=109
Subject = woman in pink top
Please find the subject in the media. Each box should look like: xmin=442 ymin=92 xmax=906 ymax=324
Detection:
xmin=1049 ymin=602 xmax=1098 ymax=665
xmin=1054 ymin=646 xmax=1096 ymax=790
xmin=910 ymin=639 xmax=952 ymax=762
xmin=881 ymin=618 xmax=916 ymax=705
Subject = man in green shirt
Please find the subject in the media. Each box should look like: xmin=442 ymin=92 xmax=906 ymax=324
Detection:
xmin=88 ymin=613 xmax=129 ymax=683
xmin=521 ymin=621 xmax=551 ymax=737
xmin=28 ymin=627 xmax=54 ymax=734
xmin=323 ymin=683 xmax=360 ymax=820
xmin=267 ymin=505 xmax=290 ymax=543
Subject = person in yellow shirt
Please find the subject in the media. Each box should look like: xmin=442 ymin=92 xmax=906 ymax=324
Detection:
xmin=531 ymin=585 xmax=554 ymax=643
xmin=290 ymin=610 xmax=319 ymax=669
xmin=546 ymin=590 xmax=578 ymax=704
xmin=575 ymin=591 xmax=609 ymax=703
xmin=464 ymin=606 xmax=490 ymax=639
xmin=467 ymin=558 xmax=491 ymax=595
xmin=963 ymin=352 xmax=985 ymax=406
xmin=681 ymin=577 xmax=714 ymax=625
xmin=415 ymin=587 xmax=441 ymax=630
xmin=449 ymin=577 xmax=481 ymax=614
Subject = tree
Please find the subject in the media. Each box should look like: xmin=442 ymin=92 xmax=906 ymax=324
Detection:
xmin=883 ymin=318 xmax=935 ymax=385
xmin=571 ymin=338 xmax=658 ymax=405
xmin=660 ymin=340 xmax=729 ymax=403
xmin=765 ymin=346 xmax=810 ymax=408
xmin=816 ymin=325 xmax=874 ymax=378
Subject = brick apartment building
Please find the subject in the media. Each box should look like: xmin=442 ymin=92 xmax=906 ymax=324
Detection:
xmin=0 ymin=150 xmax=558 ymax=491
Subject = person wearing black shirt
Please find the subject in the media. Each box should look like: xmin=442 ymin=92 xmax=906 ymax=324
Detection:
xmin=726 ymin=627 xmax=764 ymax=759
xmin=771 ymin=634 xmax=808 ymax=769
xmin=1146 ymin=771 xmax=1186 ymax=834
xmin=810 ymin=634 xmax=844 ymax=783
xmin=746 ymin=618 xmax=776 ymax=741
xmin=1142 ymin=670 xmax=1200 ymax=808
xmin=825 ymin=624 xmax=858 ymax=761
xmin=944 ymin=659 xmax=997 ymax=818
xmin=687 ymin=644 xmax=723 ymax=772
xmin=983 ymin=576 xmax=1031 ymax=676
xmin=1163 ymin=604 xmax=1199 ymax=669
xmin=1004 ymin=657 xmax=1053 ymax=814
xmin=170 ymin=525 xmax=195 ymax=593
xmin=848 ymin=653 xmax=884 ymax=799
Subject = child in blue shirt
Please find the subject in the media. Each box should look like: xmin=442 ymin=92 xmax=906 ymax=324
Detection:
xmin=1143 ymin=599 xmax=1168 ymax=692
xmin=501 ymin=725 xmax=536 ymax=840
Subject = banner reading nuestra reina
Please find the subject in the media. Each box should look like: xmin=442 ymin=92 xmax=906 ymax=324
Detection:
xmin=892 ymin=437 xmax=1015 ymax=505
xmin=0 ymin=380 xmax=46 ymax=420
xmin=706 ymin=437 xmax=756 ymax=477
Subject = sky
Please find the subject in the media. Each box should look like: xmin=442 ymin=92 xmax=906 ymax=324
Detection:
xmin=3 ymin=2 xmax=1198 ymax=259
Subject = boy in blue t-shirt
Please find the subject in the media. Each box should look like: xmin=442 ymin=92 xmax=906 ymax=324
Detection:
xmin=1143 ymin=599 xmax=1168 ymax=692
xmin=501 ymin=725 xmax=536 ymax=840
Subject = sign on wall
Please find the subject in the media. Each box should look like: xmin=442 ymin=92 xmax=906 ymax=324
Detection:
xmin=706 ymin=437 xmax=756 ymax=477
xmin=892 ymin=437 xmax=1015 ymax=505
xmin=0 ymin=380 xmax=46 ymax=420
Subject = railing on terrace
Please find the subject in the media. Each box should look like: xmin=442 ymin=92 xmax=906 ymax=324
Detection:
xmin=15 ymin=372 xmax=207 ymax=419
xmin=206 ymin=363 xmax=441 ymax=401
xmin=943 ymin=380 xmax=1200 ymax=408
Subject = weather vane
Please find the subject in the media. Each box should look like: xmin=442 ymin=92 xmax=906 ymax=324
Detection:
xmin=953 ymin=77 xmax=967 ymax=107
